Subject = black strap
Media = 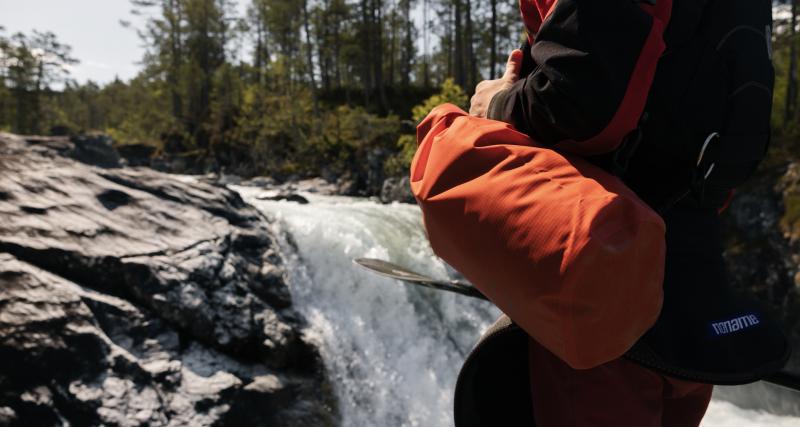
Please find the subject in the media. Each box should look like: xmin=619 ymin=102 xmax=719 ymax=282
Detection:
xmin=656 ymin=131 xmax=721 ymax=214
xmin=715 ymin=133 xmax=770 ymax=165
xmin=611 ymin=112 xmax=649 ymax=177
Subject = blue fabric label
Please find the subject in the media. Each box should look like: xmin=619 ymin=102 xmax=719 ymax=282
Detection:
xmin=709 ymin=314 xmax=760 ymax=337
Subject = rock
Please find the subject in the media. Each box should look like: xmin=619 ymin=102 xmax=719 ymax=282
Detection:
xmin=238 ymin=177 xmax=340 ymax=201
xmin=0 ymin=407 xmax=16 ymax=426
xmin=366 ymin=147 xmax=390 ymax=197
xmin=253 ymin=262 xmax=293 ymax=309
xmin=241 ymin=176 xmax=276 ymax=188
xmin=0 ymin=133 xmax=338 ymax=426
xmin=275 ymin=178 xmax=339 ymax=196
xmin=150 ymin=151 xmax=218 ymax=175
xmin=22 ymin=135 xmax=73 ymax=152
xmin=336 ymin=175 xmax=359 ymax=197
xmin=256 ymin=191 xmax=310 ymax=205
xmin=380 ymin=176 xmax=415 ymax=204
xmin=244 ymin=375 xmax=284 ymax=394
xmin=0 ymin=256 xmax=109 ymax=384
xmin=217 ymin=174 xmax=243 ymax=186
xmin=292 ymin=178 xmax=337 ymax=195
xmin=116 ymin=143 xmax=157 ymax=168
xmin=722 ymin=163 xmax=800 ymax=373
xmin=70 ymin=134 xmax=122 ymax=168
xmin=21 ymin=134 xmax=122 ymax=169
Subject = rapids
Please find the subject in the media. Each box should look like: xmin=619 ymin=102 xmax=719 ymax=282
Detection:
xmin=235 ymin=188 xmax=800 ymax=427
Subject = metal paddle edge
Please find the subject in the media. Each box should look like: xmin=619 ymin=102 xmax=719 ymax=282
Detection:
xmin=353 ymin=258 xmax=487 ymax=300
xmin=353 ymin=257 xmax=800 ymax=393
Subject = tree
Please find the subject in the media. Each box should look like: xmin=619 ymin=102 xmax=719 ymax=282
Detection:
xmin=400 ymin=0 xmax=416 ymax=87
xmin=183 ymin=0 xmax=229 ymax=148
xmin=465 ymin=0 xmax=476 ymax=88
xmin=490 ymin=0 xmax=498 ymax=78
xmin=421 ymin=0 xmax=431 ymax=87
xmin=128 ymin=0 xmax=234 ymax=149
xmin=0 ymin=30 xmax=77 ymax=133
xmin=302 ymin=0 xmax=320 ymax=116
xmin=128 ymin=0 xmax=186 ymax=125
xmin=786 ymin=0 xmax=798 ymax=126
xmin=454 ymin=0 xmax=464 ymax=87
xmin=0 ymin=27 xmax=10 ymax=130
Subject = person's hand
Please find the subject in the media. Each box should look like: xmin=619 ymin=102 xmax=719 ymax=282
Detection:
xmin=469 ymin=49 xmax=524 ymax=118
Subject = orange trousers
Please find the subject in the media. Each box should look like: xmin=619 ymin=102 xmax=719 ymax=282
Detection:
xmin=529 ymin=338 xmax=713 ymax=427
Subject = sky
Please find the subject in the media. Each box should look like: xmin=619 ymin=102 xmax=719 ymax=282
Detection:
xmin=1 ymin=0 xmax=147 ymax=84
xmin=0 ymin=0 xmax=431 ymax=86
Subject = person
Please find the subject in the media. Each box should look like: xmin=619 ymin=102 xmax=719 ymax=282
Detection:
xmin=467 ymin=48 xmax=713 ymax=427
xmin=457 ymin=0 xmax=788 ymax=426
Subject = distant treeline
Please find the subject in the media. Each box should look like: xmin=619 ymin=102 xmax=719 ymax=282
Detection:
xmin=0 ymin=0 xmax=522 ymax=179
xmin=0 ymin=2 xmax=798 ymax=181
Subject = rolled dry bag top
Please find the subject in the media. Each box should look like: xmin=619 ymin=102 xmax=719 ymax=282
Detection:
xmin=411 ymin=104 xmax=666 ymax=369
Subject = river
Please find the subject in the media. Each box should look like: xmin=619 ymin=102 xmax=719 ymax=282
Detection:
xmin=235 ymin=188 xmax=800 ymax=427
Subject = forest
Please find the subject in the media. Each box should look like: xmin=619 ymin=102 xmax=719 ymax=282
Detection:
xmin=0 ymin=0 xmax=799 ymax=189
xmin=0 ymin=0 xmax=524 ymax=189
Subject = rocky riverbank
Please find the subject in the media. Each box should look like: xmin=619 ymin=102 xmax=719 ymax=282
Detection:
xmin=113 ymin=139 xmax=415 ymax=204
xmin=0 ymin=133 xmax=338 ymax=426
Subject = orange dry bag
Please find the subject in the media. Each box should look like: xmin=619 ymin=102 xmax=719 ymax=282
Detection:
xmin=411 ymin=104 xmax=666 ymax=369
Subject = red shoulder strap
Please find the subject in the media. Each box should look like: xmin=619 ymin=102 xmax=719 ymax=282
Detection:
xmin=519 ymin=0 xmax=557 ymax=42
xmin=552 ymin=0 xmax=673 ymax=155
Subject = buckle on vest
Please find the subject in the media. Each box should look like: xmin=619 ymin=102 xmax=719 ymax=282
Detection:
xmin=694 ymin=132 xmax=721 ymax=204
xmin=697 ymin=132 xmax=719 ymax=180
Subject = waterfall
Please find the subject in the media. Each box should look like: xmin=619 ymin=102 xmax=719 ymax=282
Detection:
xmin=235 ymin=187 xmax=800 ymax=427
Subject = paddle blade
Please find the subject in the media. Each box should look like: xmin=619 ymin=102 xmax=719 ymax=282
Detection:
xmin=353 ymin=258 xmax=488 ymax=301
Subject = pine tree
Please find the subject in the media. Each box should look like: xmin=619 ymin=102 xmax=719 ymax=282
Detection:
xmin=0 ymin=31 xmax=76 ymax=133
xmin=786 ymin=0 xmax=798 ymax=125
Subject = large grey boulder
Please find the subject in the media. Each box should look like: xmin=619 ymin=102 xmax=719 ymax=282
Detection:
xmin=0 ymin=133 xmax=338 ymax=426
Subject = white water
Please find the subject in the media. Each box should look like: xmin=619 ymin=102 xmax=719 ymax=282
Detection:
xmin=235 ymin=188 xmax=800 ymax=427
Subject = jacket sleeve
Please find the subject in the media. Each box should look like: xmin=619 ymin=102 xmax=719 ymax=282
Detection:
xmin=487 ymin=0 xmax=672 ymax=156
